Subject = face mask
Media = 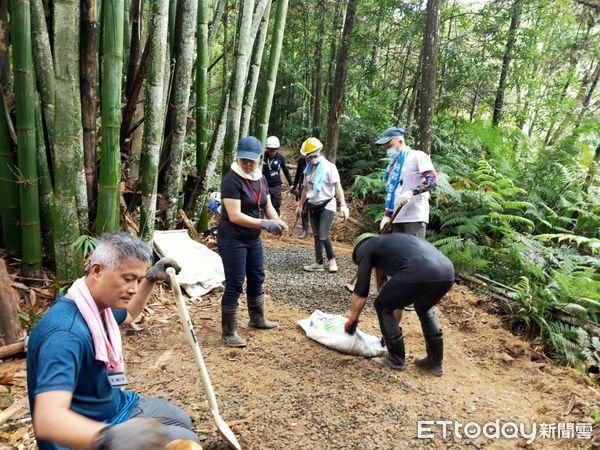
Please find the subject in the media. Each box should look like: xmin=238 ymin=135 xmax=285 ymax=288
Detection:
xmin=386 ymin=149 xmax=399 ymax=160
xmin=311 ymin=155 xmax=323 ymax=165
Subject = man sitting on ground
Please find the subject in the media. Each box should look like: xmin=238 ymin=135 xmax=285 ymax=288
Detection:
xmin=26 ymin=232 xmax=200 ymax=449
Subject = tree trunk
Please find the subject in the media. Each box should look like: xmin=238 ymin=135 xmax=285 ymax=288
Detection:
xmin=325 ymin=0 xmax=357 ymax=164
xmin=405 ymin=46 xmax=424 ymax=134
xmin=13 ymin=0 xmax=42 ymax=274
xmin=125 ymin=0 xmax=143 ymax=97
xmin=575 ymin=60 xmax=599 ymax=128
xmin=492 ymin=0 xmax=523 ymax=127
xmin=0 ymin=259 xmax=23 ymax=345
xmin=123 ymin=0 xmax=131 ymax=75
xmin=0 ymin=97 xmax=20 ymax=254
xmin=165 ymin=0 xmax=198 ymax=228
xmin=310 ymin=0 xmax=326 ymax=131
xmin=139 ymin=0 xmax=169 ymax=242
xmin=240 ymin=0 xmax=272 ymax=138
xmin=81 ymin=0 xmax=99 ymax=221
xmin=393 ymin=42 xmax=412 ymax=124
xmin=415 ymin=0 xmax=441 ymax=155
xmin=255 ymin=0 xmax=289 ymax=145
xmin=221 ymin=0 xmax=256 ymax=173
xmin=325 ymin=0 xmax=344 ymax=105
xmin=31 ymin=0 xmax=56 ymax=152
xmin=96 ymin=0 xmax=125 ymax=234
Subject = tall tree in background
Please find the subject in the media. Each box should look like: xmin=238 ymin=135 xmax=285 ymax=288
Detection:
xmin=492 ymin=0 xmax=523 ymax=127
xmin=310 ymin=0 xmax=326 ymax=132
xmin=325 ymin=0 xmax=357 ymax=163
xmin=96 ymin=0 xmax=124 ymax=234
xmin=416 ymin=0 xmax=442 ymax=155
xmin=53 ymin=0 xmax=85 ymax=278
xmin=13 ymin=0 xmax=42 ymax=274
xmin=255 ymin=0 xmax=289 ymax=144
xmin=139 ymin=0 xmax=169 ymax=242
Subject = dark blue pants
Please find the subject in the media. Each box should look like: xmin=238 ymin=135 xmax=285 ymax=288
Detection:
xmin=218 ymin=235 xmax=265 ymax=307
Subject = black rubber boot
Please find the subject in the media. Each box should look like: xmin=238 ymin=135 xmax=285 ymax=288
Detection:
xmin=247 ymin=295 xmax=279 ymax=329
xmin=221 ymin=306 xmax=246 ymax=347
xmin=415 ymin=332 xmax=444 ymax=376
xmin=373 ymin=332 xmax=406 ymax=371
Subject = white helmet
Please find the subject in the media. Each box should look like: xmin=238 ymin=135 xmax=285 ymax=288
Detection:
xmin=266 ymin=136 xmax=280 ymax=149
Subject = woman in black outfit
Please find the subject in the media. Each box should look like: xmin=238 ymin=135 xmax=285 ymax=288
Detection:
xmin=218 ymin=136 xmax=288 ymax=347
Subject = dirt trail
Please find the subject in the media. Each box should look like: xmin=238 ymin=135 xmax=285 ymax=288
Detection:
xmin=2 ymin=192 xmax=599 ymax=450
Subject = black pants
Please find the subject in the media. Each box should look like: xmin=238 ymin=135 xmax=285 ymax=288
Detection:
xmin=269 ymin=185 xmax=282 ymax=215
xmin=374 ymin=278 xmax=453 ymax=339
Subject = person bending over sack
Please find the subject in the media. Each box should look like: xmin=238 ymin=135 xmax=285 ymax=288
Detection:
xmin=345 ymin=233 xmax=454 ymax=375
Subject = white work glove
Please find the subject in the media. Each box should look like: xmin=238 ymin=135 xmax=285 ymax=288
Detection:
xmin=340 ymin=205 xmax=350 ymax=221
xmin=146 ymin=257 xmax=182 ymax=282
xmin=380 ymin=216 xmax=391 ymax=231
xmin=260 ymin=219 xmax=288 ymax=236
xmin=95 ymin=418 xmax=170 ymax=450
xmin=397 ymin=190 xmax=413 ymax=206
xmin=295 ymin=207 xmax=302 ymax=217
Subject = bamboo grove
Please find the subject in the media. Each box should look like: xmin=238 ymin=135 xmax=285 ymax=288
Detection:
xmin=0 ymin=0 xmax=290 ymax=281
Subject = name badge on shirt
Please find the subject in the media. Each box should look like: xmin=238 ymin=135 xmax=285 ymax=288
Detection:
xmin=108 ymin=371 xmax=129 ymax=387
xmin=270 ymin=171 xmax=278 ymax=178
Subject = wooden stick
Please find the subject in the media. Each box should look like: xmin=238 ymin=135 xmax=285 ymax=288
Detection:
xmin=0 ymin=398 xmax=28 ymax=426
xmin=0 ymin=342 xmax=25 ymax=359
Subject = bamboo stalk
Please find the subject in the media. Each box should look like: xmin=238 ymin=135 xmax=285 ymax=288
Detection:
xmin=165 ymin=0 xmax=198 ymax=229
xmin=255 ymin=0 xmax=289 ymax=144
xmin=13 ymin=0 xmax=42 ymax=274
xmin=96 ymin=0 xmax=125 ymax=234
xmin=139 ymin=0 xmax=169 ymax=242
xmin=53 ymin=0 xmax=86 ymax=280
xmin=240 ymin=0 xmax=271 ymax=137
xmin=30 ymin=0 xmax=55 ymax=155
xmin=0 ymin=95 xmax=20 ymax=254
xmin=35 ymin=94 xmax=56 ymax=261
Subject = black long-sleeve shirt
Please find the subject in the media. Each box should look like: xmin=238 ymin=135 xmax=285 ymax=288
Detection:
xmin=292 ymin=156 xmax=307 ymax=191
xmin=354 ymin=234 xmax=455 ymax=298
xmin=262 ymin=152 xmax=292 ymax=187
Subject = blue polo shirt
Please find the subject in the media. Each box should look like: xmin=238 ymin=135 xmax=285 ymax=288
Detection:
xmin=26 ymin=295 xmax=139 ymax=450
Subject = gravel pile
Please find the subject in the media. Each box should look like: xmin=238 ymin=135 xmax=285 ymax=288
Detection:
xmin=263 ymin=244 xmax=376 ymax=315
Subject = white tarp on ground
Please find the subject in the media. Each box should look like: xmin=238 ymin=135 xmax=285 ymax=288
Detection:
xmin=153 ymin=230 xmax=225 ymax=297
xmin=298 ymin=310 xmax=386 ymax=358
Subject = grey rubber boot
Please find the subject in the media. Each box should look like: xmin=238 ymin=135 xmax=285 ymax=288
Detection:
xmin=415 ymin=331 xmax=444 ymax=376
xmin=373 ymin=332 xmax=406 ymax=371
xmin=221 ymin=306 xmax=246 ymax=347
xmin=247 ymin=295 xmax=279 ymax=329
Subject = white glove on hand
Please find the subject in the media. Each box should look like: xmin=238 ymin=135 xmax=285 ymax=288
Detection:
xmin=380 ymin=216 xmax=391 ymax=231
xmin=295 ymin=207 xmax=302 ymax=217
xmin=397 ymin=190 xmax=413 ymax=206
xmin=95 ymin=418 xmax=169 ymax=450
xmin=340 ymin=205 xmax=350 ymax=221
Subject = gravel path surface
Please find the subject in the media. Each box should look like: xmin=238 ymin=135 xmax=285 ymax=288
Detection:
xmin=263 ymin=244 xmax=376 ymax=316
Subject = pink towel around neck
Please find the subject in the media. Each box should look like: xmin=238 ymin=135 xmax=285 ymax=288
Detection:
xmin=67 ymin=277 xmax=124 ymax=372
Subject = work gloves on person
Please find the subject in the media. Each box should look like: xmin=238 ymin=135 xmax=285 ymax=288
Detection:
xmin=344 ymin=317 xmax=358 ymax=335
xmin=397 ymin=190 xmax=413 ymax=206
xmin=146 ymin=257 xmax=182 ymax=282
xmin=295 ymin=206 xmax=303 ymax=217
xmin=380 ymin=216 xmax=391 ymax=231
xmin=260 ymin=219 xmax=288 ymax=236
xmin=339 ymin=205 xmax=350 ymax=221
xmin=94 ymin=418 xmax=169 ymax=450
